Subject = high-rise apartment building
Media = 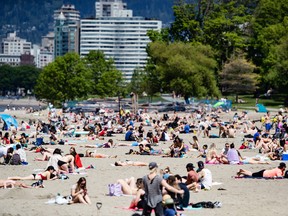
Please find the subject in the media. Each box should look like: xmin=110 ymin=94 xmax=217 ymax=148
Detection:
xmin=95 ymin=0 xmax=132 ymax=18
xmin=0 ymin=32 xmax=31 ymax=55
xmin=41 ymin=32 xmax=54 ymax=53
xmin=80 ymin=0 xmax=162 ymax=81
xmin=54 ymin=4 xmax=80 ymax=58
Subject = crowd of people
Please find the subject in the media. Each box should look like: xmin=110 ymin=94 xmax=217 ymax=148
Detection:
xmin=0 ymin=105 xmax=288 ymax=215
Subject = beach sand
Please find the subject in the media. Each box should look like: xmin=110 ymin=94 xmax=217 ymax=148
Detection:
xmin=0 ymin=109 xmax=287 ymax=216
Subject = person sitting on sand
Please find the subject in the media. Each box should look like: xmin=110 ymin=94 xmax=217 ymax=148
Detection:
xmin=46 ymin=148 xmax=68 ymax=173
xmin=114 ymin=160 xmax=148 ymax=166
xmin=62 ymin=154 xmax=75 ymax=173
xmin=227 ymin=125 xmax=236 ymax=138
xmin=69 ymin=147 xmax=83 ymax=169
xmin=196 ymin=161 xmax=213 ymax=191
xmin=169 ymin=136 xmax=186 ymax=158
xmin=14 ymin=144 xmax=27 ymax=163
xmin=8 ymin=165 xmax=58 ymax=181
xmin=184 ymin=163 xmax=198 ymax=191
xmin=197 ymin=144 xmax=208 ymax=158
xmin=189 ymin=136 xmax=200 ymax=150
xmin=226 ymin=143 xmax=241 ymax=165
xmin=0 ymin=144 xmax=7 ymax=163
xmin=237 ymin=162 xmax=286 ymax=178
xmin=129 ymin=178 xmax=145 ymax=209
xmin=165 ymin=175 xmax=189 ymax=208
xmin=205 ymin=143 xmax=221 ymax=164
xmin=85 ymin=149 xmax=117 ymax=158
xmin=125 ymin=126 xmax=136 ymax=141
xmin=71 ymin=177 xmax=91 ymax=205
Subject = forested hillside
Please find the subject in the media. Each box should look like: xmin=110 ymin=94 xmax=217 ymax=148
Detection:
xmin=0 ymin=0 xmax=174 ymax=44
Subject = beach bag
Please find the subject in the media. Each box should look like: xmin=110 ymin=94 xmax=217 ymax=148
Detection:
xmin=108 ymin=183 xmax=123 ymax=196
xmin=10 ymin=153 xmax=21 ymax=165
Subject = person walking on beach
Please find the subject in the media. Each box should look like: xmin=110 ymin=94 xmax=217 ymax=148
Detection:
xmin=142 ymin=162 xmax=184 ymax=216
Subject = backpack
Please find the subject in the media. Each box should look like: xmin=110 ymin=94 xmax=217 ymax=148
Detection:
xmin=10 ymin=153 xmax=22 ymax=165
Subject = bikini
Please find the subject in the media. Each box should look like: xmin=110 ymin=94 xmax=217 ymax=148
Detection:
xmin=57 ymin=160 xmax=67 ymax=166
xmin=32 ymin=173 xmax=47 ymax=180
xmin=39 ymin=174 xmax=47 ymax=180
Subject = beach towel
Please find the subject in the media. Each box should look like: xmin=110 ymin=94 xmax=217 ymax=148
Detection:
xmin=114 ymin=206 xmax=202 ymax=212
xmin=182 ymin=206 xmax=203 ymax=210
xmin=256 ymin=104 xmax=267 ymax=113
xmin=233 ymin=176 xmax=284 ymax=180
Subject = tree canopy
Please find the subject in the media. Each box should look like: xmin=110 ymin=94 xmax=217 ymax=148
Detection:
xmin=146 ymin=0 xmax=288 ymax=100
xmin=220 ymin=57 xmax=258 ymax=101
xmin=83 ymin=50 xmax=123 ymax=98
xmin=34 ymin=52 xmax=91 ymax=105
xmin=0 ymin=64 xmax=40 ymax=96
xmin=147 ymin=41 xmax=220 ymax=98
xmin=34 ymin=51 xmax=123 ymax=104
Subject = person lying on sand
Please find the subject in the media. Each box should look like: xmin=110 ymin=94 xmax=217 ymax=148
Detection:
xmin=34 ymin=148 xmax=53 ymax=161
xmin=237 ymin=162 xmax=286 ymax=178
xmin=85 ymin=149 xmax=117 ymax=158
xmin=114 ymin=160 xmax=148 ymax=166
xmin=8 ymin=166 xmax=58 ymax=181
xmin=0 ymin=179 xmax=44 ymax=189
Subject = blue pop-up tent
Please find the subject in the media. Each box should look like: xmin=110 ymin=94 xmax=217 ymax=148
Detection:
xmin=0 ymin=114 xmax=18 ymax=129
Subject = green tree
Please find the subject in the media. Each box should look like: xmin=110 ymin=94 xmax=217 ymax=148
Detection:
xmin=220 ymin=57 xmax=258 ymax=102
xmin=266 ymin=34 xmax=288 ymax=94
xmin=0 ymin=65 xmax=16 ymax=95
xmin=170 ymin=0 xmax=201 ymax=42
xmin=34 ymin=52 xmax=91 ymax=105
xmin=147 ymin=41 xmax=220 ymax=98
xmin=83 ymin=50 xmax=123 ymax=97
xmin=249 ymin=0 xmax=288 ymax=68
xmin=127 ymin=68 xmax=146 ymax=95
xmin=15 ymin=65 xmax=41 ymax=94
xmin=0 ymin=65 xmax=40 ymax=95
xmin=170 ymin=0 xmax=254 ymax=67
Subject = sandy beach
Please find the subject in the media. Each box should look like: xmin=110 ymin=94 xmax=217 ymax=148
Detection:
xmin=0 ymin=107 xmax=287 ymax=216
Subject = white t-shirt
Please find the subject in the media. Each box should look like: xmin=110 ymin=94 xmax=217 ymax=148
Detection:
xmin=0 ymin=146 xmax=7 ymax=158
xmin=15 ymin=149 xmax=27 ymax=162
xmin=200 ymin=168 xmax=212 ymax=190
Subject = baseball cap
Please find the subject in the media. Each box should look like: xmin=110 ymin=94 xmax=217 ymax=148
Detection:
xmin=149 ymin=162 xmax=158 ymax=170
xmin=186 ymin=163 xmax=194 ymax=169
xmin=198 ymin=161 xmax=204 ymax=169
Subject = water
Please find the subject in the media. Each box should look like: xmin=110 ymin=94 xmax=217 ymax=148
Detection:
xmin=0 ymin=106 xmax=5 ymax=112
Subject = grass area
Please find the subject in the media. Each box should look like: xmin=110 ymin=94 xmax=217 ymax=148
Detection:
xmin=226 ymin=94 xmax=286 ymax=110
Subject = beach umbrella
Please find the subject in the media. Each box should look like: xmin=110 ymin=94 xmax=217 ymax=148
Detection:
xmin=0 ymin=114 xmax=18 ymax=129
xmin=213 ymin=101 xmax=225 ymax=108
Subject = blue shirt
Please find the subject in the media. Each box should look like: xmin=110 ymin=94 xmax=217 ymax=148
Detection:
xmin=125 ymin=130 xmax=133 ymax=141
xmin=184 ymin=124 xmax=190 ymax=133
